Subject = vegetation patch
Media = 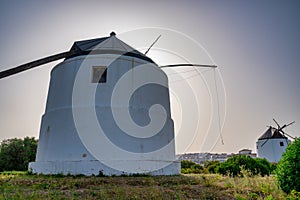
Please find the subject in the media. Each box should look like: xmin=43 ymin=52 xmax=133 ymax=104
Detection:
xmin=276 ymin=138 xmax=300 ymax=193
xmin=0 ymin=137 xmax=37 ymax=172
xmin=0 ymin=171 xmax=295 ymax=199
xmin=1 ymin=137 xmax=299 ymax=199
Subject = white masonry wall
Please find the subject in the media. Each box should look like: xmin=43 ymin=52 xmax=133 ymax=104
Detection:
xmin=256 ymin=138 xmax=290 ymax=163
xmin=29 ymin=54 xmax=180 ymax=175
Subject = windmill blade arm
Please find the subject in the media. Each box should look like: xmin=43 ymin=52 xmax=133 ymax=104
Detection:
xmin=144 ymin=35 xmax=161 ymax=55
xmin=160 ymin=64 xmax=217 ymax=68
xmin=279 ymin=130 xmax=295 ymax=140
xmin=278 ymin=125 xmax=287 ymax=132
xmin=285 ymin=133 xmax=295 ymax=140
xmin=0 ymin=51 xmax=76 ymax=79
xmin=286 ymin=121 xmax=295 ymax=127
xmin=278 ymin=121 xmax=295 ymax=132
xmin=260 ymin=138 xmax=269 ymax=147
xmin=273 ymin=118 xmax=280 ymax=128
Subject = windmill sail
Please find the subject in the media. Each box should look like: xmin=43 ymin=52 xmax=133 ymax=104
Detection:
xmin=0 ymin=51 xmax=77 ymax=79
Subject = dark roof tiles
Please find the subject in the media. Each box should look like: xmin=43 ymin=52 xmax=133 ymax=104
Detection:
xmin=66 ymin=33 xmax=154 ymax=63
xmin=258 ymin=127 xmax=288 ymax=140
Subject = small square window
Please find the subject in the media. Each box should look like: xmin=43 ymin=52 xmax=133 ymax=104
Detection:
xmin=92 ymin=66 xmax=107 ymax=83
xmin=280 ymin=141 xmax=284 ymax=146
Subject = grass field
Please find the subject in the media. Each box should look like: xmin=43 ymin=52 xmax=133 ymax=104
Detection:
xmin=0 ymin=171 xmax=293 ymax=199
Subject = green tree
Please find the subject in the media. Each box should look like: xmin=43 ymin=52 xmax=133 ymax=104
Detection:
xmin=0 ymin=137 xmax=38 ymax=171
xmin=276 ymin=138 xmax=300 ymax=193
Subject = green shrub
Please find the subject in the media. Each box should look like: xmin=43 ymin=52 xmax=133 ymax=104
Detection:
xmin=276 ymin=138 xmax=300 ymax=193
xmin=203 ymin=160 xmax=220 ymax=174
xmin=216 ymin=155 xmax=272 ymax=177
xmin=270 ymin=163 xmax=277 ymax=174
xmin=181 ymin=160 xmax=203 ymax=174
xmin=287 ymin=190 xmax=300 ymax=200
xmin=254 ymin=157 xmax=272 ymax=176
xmin=217 ymin=159 xmax=241 ymax=176
xmin=181 ymin=160 xmax=195 ymax=168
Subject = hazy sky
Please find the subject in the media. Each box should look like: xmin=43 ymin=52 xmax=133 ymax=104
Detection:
xmin=0 ymin=0 xmax=299 ymax=154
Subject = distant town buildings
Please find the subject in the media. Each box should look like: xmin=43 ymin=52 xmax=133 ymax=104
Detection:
xmin=238 ymin=149 xmax=257 ymax=158
xmin=178 ymin=149 xmax=257 ymax=165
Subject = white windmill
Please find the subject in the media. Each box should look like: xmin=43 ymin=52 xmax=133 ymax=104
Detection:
xmin=256 ymin=119 xmax=295 ymax=163
xmin=0 ymin=32 xmax=217 ymax=175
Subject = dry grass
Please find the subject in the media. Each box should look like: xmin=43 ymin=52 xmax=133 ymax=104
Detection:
xmin=0 ymin=171 xmax=290 ymax=200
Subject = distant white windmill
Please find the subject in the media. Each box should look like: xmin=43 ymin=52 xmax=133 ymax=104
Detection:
xmin=256 ymin=119 xmax=295 ymax=163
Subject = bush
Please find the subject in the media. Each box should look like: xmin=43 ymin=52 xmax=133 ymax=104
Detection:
xmin=270 ymin=163 xmax=277 ymax=174
xmin=181 ymin=160 xmax=203 ymax=174
xmin=216 ymin=155 xmax=272 ymax=177
xmin=204 ymin=160 xmax=220 ymax=174
xmin=0 ymin=137 xmax=38 ymax=171
xmin=276 ymin=138 xmax=300 ymax=193
xmin=254 ymin=157 xmax=272 ymax=176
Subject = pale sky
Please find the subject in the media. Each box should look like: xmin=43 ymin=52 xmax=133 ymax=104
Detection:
xmin=0 ymin=0 xmax=299 ymax=154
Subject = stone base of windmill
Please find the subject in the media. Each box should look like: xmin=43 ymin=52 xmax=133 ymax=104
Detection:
xmin=28 ymin=160 xmax=181 ymax=176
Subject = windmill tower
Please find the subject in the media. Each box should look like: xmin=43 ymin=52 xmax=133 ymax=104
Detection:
xmin=0 ymin=32 xmax=217 ymax=175
xmin=256 ymin=119 xmax=295 ymax=163
xmin=30 ymin=32 xmax=180 ymax=175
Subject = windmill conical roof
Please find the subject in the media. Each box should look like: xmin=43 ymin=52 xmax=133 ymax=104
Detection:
xmin=258 ymin=127 xmax=287 ymax=140
xmin=66 ymin=32 xmax=154 ymax=63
